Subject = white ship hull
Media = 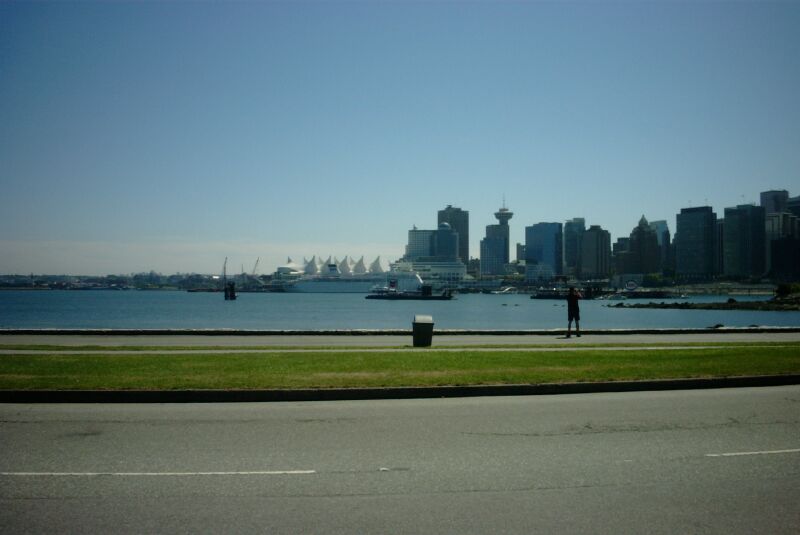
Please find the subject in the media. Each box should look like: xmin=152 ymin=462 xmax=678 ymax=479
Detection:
xmin=283 ymin=273 xmax=421 ymax=293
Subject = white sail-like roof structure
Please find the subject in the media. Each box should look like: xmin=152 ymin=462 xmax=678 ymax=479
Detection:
xmin=369 ymin=256 xmax=384 ymax=274
xmin=338 ymin=256 xmax=352 ymax=275
xmin=353 ymin=256 xmax=367 ymax=274
xmin=280 ymin=254 xmax=391 ymax=278
xmin=276 ymin=257 xmax=304 ymax=275
xmin=304 ymin=256 xmax=319 ymax=275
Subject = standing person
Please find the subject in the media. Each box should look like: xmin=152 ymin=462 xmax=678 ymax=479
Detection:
xmin=566 ymin=286 xmax=582 ymax=338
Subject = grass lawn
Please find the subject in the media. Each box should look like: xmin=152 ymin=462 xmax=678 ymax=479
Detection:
xmin=1 ymin=344 xmax=799 ymax=390
xmin=0 ymin=341 xmax=797 ymax=351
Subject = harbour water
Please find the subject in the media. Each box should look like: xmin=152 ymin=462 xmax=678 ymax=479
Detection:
xmin=1 ymin=290 xmax=799 ymax=330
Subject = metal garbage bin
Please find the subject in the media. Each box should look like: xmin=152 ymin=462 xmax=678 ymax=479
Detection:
xmin=412 ymin=315 xmax=434 ymax=347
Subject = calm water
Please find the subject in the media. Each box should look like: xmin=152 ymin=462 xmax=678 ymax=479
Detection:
xmin=1 ymin=290 xmax=799 ymax=330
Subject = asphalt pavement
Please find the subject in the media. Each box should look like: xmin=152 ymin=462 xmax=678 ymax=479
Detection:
xmin=3 ymin=329 xmax=800 ymax=347
xmin=2 ymin=386 xmax=799 ymax=534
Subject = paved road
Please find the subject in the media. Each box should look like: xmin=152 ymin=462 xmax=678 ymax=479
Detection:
xmin=2 ymin=387 xmax=799 ymax=534
xmin=2 ymin=331 xmax=800 ymax=347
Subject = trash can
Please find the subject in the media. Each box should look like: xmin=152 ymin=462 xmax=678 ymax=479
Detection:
xmin=412 ymin=315 xmax=434 ymax=347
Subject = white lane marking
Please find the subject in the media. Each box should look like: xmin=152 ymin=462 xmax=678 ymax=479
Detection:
xmin=0 ymin=470 xmax=316 ymax=477
xmin=705 ymin=448 xmax=800 ymax=458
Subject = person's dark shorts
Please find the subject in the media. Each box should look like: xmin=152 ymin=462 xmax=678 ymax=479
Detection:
xmin=568 ymin=308 xmax=580 ymax=322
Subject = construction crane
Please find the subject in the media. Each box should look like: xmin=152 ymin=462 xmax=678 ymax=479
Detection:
xmin=251 ymin=257 xmax=260 ymax=278
xmin=242 ymin=257 xmax=261 ymax=290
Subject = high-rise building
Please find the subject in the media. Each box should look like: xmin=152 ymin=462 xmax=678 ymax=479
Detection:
xmin=433 ymin=223 xmax=459 ymax=261
xmin=400 ymin=223 xmax=465 ymax=286
xmin=675 ymin=207 xmax=717 ymax=281
xmin=405 ymin=227 xmax=435 ymax=260
xmin=619 ymin=216 xmax=661 ymax=275
xmin=765 ymin=212 xmax=800 ymax=275
xmin=760 ymin=190 xmax=789 ymax=214
xmin=563 ymin=218 xmax=585 ymax=278
xmin=788 ymin=195 xmax=800 ymax=218
xmin=438 ymin=205 xmax=469 ymax=264
xmin=404 ymin=224 xmax=459 ymax=262
xmin=761 ymin=191 xmax=799 ymax=276
xmin=648 ymin=220 xmax=669 ymax=246
xmin=516 ymin=243 xmax=526 ymax=263
xmin=480 ymin=205 xmax=513 ymax=276
xmin=648 ymin=220 xmax=671 ymax=273
xmin=612 ymin=237 xmax=630 ymax=256
xmin=723 ymin=204 xmax=766 ymax=279
xmin=715 ymin=220 xmax=725 ymax=275
xmin=525 ymin=222 xmax=562 ymax=281
xmin=580 ymin=225 xmax=611 ymax=279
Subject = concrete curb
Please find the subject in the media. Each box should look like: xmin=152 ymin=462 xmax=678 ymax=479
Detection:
xmin=2 ymin=327 xmax=800 ymax=336
xmin=3 ymin=375 xmax=799 ymax=403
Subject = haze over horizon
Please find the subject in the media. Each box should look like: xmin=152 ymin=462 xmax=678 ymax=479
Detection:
xmin=2 ymin=1 xmax=798 ymax=276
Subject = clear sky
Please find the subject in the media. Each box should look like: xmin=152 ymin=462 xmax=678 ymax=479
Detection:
xmin=1 ymin=1 xmax=799 ymax=276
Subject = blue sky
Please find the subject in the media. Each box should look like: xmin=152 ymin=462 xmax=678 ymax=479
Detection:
xmin=1 ymin=1 xmax=799 ymax=275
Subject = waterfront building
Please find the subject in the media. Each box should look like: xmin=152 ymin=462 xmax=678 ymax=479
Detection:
xmin=467 ymin=258 xmax=481 ymax=277
xmin=480 ymin=205 xmax=513 ymax=276
xmin=438 ymin=205 xmax=469 ymax=265
xmin=267 ymin=255 xmax=416 ymax=293
xmin=392 ymin=259 xmax=466 ymax=287
xmin=723 ymin=204 xmax=766 ymax=279
xmin=760 ymin=190 xmax=789 ymax=214
xmin=580 ymin=225 xmax=611 ymax=279
xmin=563 ymin=218 xmax=585 ymax=278
xmin=525 ymin=222 xmax=562 ymax=282
xmin=675 ymin=206 xmax=717 ymax=281
xmin=304 ymin=255 xmax=320 ymax=275
xmin=353 ymin=257 xmax=368 ymax=274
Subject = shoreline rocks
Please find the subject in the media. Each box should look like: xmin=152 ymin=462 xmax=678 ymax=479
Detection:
xmin=609 ymin=296 xmax=800 ymax=312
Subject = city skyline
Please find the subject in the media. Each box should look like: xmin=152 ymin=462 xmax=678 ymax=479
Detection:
xmin=1 ymin=186 xmax=796 ymax=277
xmin=2 ymin=2 xmax=799 ymax=275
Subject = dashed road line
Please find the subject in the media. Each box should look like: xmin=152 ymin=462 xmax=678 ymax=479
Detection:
xmin=0 ymin=470 xmax=316 ymax=477
xmin=705 ymin=448 xmax=800 ymax=458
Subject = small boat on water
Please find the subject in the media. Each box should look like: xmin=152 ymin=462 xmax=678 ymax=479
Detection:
xmin=491 ymin=286 xmax=518 ymax=294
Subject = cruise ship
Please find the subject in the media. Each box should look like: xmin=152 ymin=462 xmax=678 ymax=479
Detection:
xmin=268 ymin=256 xmax=423 ymax=293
